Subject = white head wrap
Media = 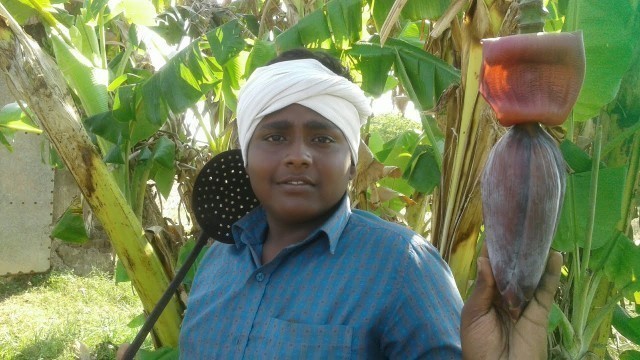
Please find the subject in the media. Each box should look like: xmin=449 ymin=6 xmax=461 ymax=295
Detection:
xmin=236 ymin=58 xmax=372 ymax=165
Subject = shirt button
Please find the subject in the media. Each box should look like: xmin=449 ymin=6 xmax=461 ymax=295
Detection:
xmin=255 ymin=272 xmax=265 ymax=282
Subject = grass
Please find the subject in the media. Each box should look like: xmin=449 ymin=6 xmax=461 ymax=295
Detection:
xmin=0 ymin=270 xmax=149 ymax=360
xmin=0 ymin=269 xmax=637 ymax=359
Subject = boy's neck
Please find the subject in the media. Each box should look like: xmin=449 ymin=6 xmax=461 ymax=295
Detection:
xmin=259 ymin=197 xmax=345 ymax=264
xmin=260 ymin=219 xmax=321 ymax=265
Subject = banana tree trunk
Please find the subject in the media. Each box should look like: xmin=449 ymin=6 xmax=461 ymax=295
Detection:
xmin=431 ymin=0 xmax=507 ymax=297
xmin=0 ymin=7 xmax=181 ymax=347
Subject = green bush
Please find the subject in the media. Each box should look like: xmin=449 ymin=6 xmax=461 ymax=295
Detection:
xmin=367 ymin=113 xmax=421 ymax=142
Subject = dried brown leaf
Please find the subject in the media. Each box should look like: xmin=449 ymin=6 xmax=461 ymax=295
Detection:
xmin=430 ymin=0 xmax=467 ymax=39
xmin=379 ymin=0 xmax=409 ymax=46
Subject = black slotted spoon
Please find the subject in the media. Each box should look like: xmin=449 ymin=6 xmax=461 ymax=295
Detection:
xmin=122 ymin=149 xmax=259 ymax=359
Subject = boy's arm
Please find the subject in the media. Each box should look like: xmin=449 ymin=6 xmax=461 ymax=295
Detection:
xmin=381 ymin=237 xmax=463 ymax=359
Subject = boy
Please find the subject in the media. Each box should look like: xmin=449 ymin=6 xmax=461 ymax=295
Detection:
xmin=178 ymin=49 xmax=561 ymax=359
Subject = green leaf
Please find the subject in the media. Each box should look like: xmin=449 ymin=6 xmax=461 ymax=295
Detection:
xmin=48 ymin=145 xmax=65 ymax=168
xmin=151 ymin=165 xmax=175 ymax=199
xmin=612 ymin=305 xmax=640 ymax=345
xmin=401 ymin=0 xmax=450 ymax=20
xmin=563 ymin=0 xmax=640 ymax=121
xmin=115 ymin=258 xmax=130 ymax=283
xmin=206 ymin=19 xmax=246 ymax=67
xmin=376 ymin=130 xmax=419 ymax=163
xmin=139 ymin=40 xmax=220 ymax=120
xmin=242 ymin=14 xmax=260 ymax=37
xmin=368 ymin=132 xmax=385 ymax=155
xmin=544 ymin=0 xmax=565 ymax=32
xmin=130 ymin=147 xmax=154 ymax=211
xmin=127 ymin=313 xmax=146 ymax=328
xmin=161 ymin=62 xmax=203 ymax=115
xmin=547 ymin=302 xmax=575 ymax=343
xmin=404 ymin=145 xmax=440 ymax=194
xmin=112 ymin=0 xmax=157 ymax=26
xmin=70 ymin=22 xmax=101 ymax=66
xmin=376 ymin=131 xmax=420 ymax=196
xmin=275 ymin=8 xmax=333 ymax=51
xmin=559 ymin=139 xmax=591 ymax=173
xmin=87 ymin=0 xmax=109 ymax=21
xmin=369 ymin=0 xmax=449 ymax=32
xmin=398 ymin=22 xmax=426 ymax=49
xmin=176 ymin=239 xmax=209 ymax=287
xmin=0 ymin=103 xmax=41 ymax=134
xmin=153 ymin=136 xmax=175 ymax=169
xmin=0 ymin=130 xmax=13 ymax=152
xmin=108 ymin=74 xmax=129 ymax=92
xmin=620 ymin=350 xmax=640 ymax=360
xmin=245 ymin=40 xmax=277 ymax=77
xmin=348 ymin=44 xmax=395 ymax=97
xmin=176 ymin=239 xmax=196 ymax=286
xmin=51 ymin=207 xmax=89 ymax=244
xmin=591 ymin=232 xmax=640 ymax=292
xmin=137 ymin=347 xmax=179 ymax=360
xmin=326 ymin=0 xmax=362 ymax=49
xmin=130 ymin=113 xmax=162 ymax=144
xmin=137 ymin=75 xmax=168 ymax=127
xmin=374 ymin=36 xmax=460 ymax=112
xmin=0 ymin=0 xmax=38 ymax=25
xmin=369 ymin=0 xmax=392 ymax=32
xmin=84 ymin=111 xmax=129 ymax=143
xmin=547 ymin=302 xmax=563 ymax=332
xmin=103 ymin=144 xmax=125 ymax=164
xmin=50 ymin=33 xmax=108 ymax=117
xmin=221 ymin=57 xmax=242 ymax=113
xmin=113 ymin=84 xmax=136 ymax=123
xmin=552 ymin=166 xmax=627 ymax=252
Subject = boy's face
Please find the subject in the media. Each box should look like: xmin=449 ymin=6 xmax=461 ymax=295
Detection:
xmin=246 ymin=104 xmax=355 ymax=226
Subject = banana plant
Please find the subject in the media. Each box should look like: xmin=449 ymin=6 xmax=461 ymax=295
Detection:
xmin=4 ymin=0 xmax=638 ymax=356
xmin=0 ymin=2 xmax=183 ymax=348
xmin=542 ymin=0 xmax=640 ymax=357
xmin=0 ymin=102 xmax=42 ymax=152
xmin=372 ymin=0 xmax=640 ymax=358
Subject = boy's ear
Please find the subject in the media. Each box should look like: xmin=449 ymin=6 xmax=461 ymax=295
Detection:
xmin=349 ymin=163 xmax=356 ymax=180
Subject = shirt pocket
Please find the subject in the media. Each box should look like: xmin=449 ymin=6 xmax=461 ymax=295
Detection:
xmin=262 ymin=317 xmax=353 ymax=360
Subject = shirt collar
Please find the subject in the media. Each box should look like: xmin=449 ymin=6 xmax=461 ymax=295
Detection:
xmin=231 ymin=195 xmax=352 ymax=254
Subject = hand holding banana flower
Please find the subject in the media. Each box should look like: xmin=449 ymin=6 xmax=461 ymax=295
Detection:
xmin=462 ymin=30 xmax=585 ymax=357
xmin=479 ymin=31 xmax=585 ymax=318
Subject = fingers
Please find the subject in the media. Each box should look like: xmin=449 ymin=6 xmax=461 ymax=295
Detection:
xmin=534 ymin=251 xmax=563 ymax=309
xmin=523 ymin=251 xmax=563 ymax=322
xmin=116 ymin=344 xmax=130 ymax=360
xmin=462 ymin=244 xmax=497 ymax=325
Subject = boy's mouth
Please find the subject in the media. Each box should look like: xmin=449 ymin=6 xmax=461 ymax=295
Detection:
xmin=278 ymin=176 xmax=314 ymax=186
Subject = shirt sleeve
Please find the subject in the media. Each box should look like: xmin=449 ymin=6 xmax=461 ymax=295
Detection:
xmin=381 ymin=234 xmax=463 ymax=359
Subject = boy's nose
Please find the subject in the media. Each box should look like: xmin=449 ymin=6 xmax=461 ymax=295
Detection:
xmin=285 ymin=141 xmax=312 ymax=167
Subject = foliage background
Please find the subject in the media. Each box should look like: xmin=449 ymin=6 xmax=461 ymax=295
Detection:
xmin=0 ymin=0 xmax=639 ymax=358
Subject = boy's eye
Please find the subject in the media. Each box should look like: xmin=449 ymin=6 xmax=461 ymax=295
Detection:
xmin=265 ymin=134 xmax=286 ymax=142
xmin=313 ymin=136 xmax=336 ymax=144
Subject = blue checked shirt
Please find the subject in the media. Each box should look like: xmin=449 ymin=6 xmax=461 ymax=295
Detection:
xmin=180 ymin=196 xmax=462 ymax=359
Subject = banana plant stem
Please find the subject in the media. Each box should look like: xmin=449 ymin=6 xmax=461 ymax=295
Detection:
xmin=419 ymin=113 xmax=443 ymax=168
xmin=619 ymin=127 xmax=640 ymax=231
xmin=436 ymin=43 xmax=481 ymax=251
xmin=601 ymin=118 xmax=640 ymax=158
xmin=582 ymin=290 xmax=627 ymax=356
xmin=581 ymin=115 xmax=603 ymax=277
xmin=571 ymin=115 xmax=603 ymax=349
xmin=98 ymin=9 xmax=108 ymax=70
xmin=192 ymin=106 xmax=217 ymax=151
xmin=567 ymin=112 xmax=575 ymax=142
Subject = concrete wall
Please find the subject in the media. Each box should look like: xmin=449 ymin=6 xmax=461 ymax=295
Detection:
xmin=0 ymin=76 xmax=54 ymax=275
